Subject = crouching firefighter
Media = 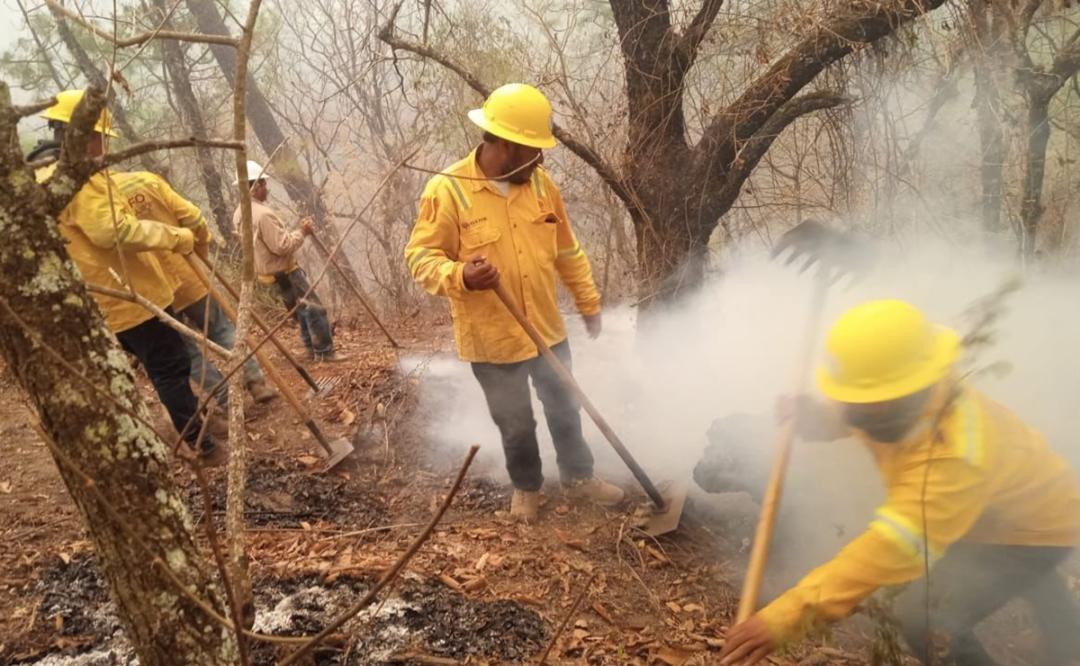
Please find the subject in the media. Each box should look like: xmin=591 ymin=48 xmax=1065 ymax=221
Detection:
xmin=721 ymin=299 xmax=1080 ymax=666
xmin=33 ymin=89 xmax=227 ymax=466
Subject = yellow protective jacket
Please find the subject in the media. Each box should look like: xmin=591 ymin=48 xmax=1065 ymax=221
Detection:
xmin=759 ymin=386 xmax=1080 ymax=642
xmin=405 ymin=148 xmax=601 ymax=363
xmin=43 ymin=168 xmax=194 ymax=333
xmin=113 ymin=171 xmax=211 ymax=312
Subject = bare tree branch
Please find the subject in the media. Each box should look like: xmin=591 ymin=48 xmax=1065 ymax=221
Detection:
xmin=102 ymin=137 xmax=245 ymax=168
xmin=678 ymin=0 xmax=725 ymax=66
xmin=84 ymin=284 xmax=232 ymax=359
xmin=377 ymin=1 xmax=635 ymax=210
xmin=696 ymin=0 xmax=948 ymax=171
xmin=712 ymin=91 xmax=851 ymax=211
xmin=45 ymin=0 xmax=238 ymax=47
xmin=15 ymin=98 xmax=57 ymax=118
xmin=278 ymin=444 xmax=480 ymax=665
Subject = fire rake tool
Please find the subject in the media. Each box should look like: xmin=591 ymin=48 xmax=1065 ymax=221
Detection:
xmin=736 ymin=219 xmax=873 ymax=621
xmin=185 ymin=256 xmax=354 ymax=472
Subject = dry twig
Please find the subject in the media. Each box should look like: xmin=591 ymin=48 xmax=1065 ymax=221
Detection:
xmin=278 ymin=445 xmax=480 ymax=665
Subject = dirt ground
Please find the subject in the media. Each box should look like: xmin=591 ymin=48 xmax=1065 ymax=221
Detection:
xmin=0 ymin=313 xmax=1062 ymax=665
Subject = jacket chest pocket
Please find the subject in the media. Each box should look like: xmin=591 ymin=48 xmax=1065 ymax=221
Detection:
xmin=460 ymin=219 xmax=501 ymax=251
xmin=529 ymin=211 xmax=559 ymax=261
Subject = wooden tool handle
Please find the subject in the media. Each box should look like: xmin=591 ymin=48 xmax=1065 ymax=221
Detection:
xmin=736 ymin=418 xmax=795 ymax=621
xmin=187 ymin=255 xmax=321 ymax=393
xmin=308 ymin=233 xmax=400 ymax=349
xmin=493 ymin=281 xmax=666 ymax=509
xmin=736 ymin=272 xmax=830 ymax=622
xmin=183 ymin=256 xmax=328 ymax=451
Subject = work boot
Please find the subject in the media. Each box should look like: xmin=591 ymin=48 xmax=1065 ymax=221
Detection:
xmin=509 ymin=489 xmax=540 ymax=522
xmin=196 ymin=438 xmax=228 ymax=468
xmin=313 ymin=351 xmax=350 ymax=363
xmin=246 ymin=379 xmax=278 ymax=404
xmin=205 ymin=413 xmax=229 ymax=440
xmin=563 ymin=478 xmax=625 ymax=507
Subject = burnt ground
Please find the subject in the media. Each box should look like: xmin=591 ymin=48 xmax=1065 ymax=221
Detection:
xmin=0 ymin=315 xmax=1069 ymax=665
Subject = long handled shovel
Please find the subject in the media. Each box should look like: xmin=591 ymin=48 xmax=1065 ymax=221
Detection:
xmin=736 ymin=219 xmax=872 ymax=621
xmin=493 ymin=281 xmax=685 ymax=536
xmin=184 ymin=256 xmax=354 ymax=472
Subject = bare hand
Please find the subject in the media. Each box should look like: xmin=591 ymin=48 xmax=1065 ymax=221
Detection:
xmin=300 ymin=217 xmax=315 ymax=236
xmin=720 ymin=616 xmax=776 ymax=665
xmin=462 ymin=255 xmax=499 ymax=291
xmin=584 ymin=313 xmax=602 ymax=339
xmin=175 ymin=228 xmax=195 ymax=256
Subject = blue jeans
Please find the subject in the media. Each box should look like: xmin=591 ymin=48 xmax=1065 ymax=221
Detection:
xmin=895 ymin=543 xmax=1080 ymax=664
xmin=180 ymin=296 xmax=263 ymax=407
xmin=273 ymin=269 xmax=333 ymax=356
xmin=116 ymin=311 xmax=210 ymax=450
xmin=470 ymin=341 xmax=594 ymax=491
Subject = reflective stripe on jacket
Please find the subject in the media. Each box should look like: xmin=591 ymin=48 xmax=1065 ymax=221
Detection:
xmin=114 ymin=171 xmax=210 ymax=311
xmin=404 ymin=147 xmax=600 ymax=363
xmin=43 ymin=167 xmax=192 ymax=333
xmin=758 ymin=386 xmax=1080 ymax=642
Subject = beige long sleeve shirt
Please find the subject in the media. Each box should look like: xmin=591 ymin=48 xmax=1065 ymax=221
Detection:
xmin=233 ymin=200 xmax=304 ymax=279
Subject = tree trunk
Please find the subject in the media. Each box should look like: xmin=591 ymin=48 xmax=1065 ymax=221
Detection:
xmin=153 ymin=0 xmax=236 ymax=249
xmin=381 ymin=0 xmax=946 ymax=307
xmin=49 ymin=5 xmax=166 ymax=177
xmin=184 ymin=0 xmax=362 ymax=290
xmin=633 ymin=201 xmax=712 ymax=308
xmin=1019 ymin=96 xmax=1051 ymax=256
xmin=0 ymin=83 xmax=234 ymax=665
xmin=969 ymin=0 xmax=1006 ymax=234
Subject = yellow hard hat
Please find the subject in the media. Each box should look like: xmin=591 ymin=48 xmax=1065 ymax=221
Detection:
xmin=40 ymin=89 xmax=118 ymax=138
xmin=467 ymin=83 xmax=556 ymax=149
xmin=817 ymin=300 xmax=960 ymax=404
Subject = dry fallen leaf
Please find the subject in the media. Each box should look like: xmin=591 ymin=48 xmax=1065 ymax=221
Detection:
xmin=439 ymin=573 xmax=463 ymax=592
xmin=553 ymin=528 xmax=587 ymax=551
xmin=654 ymin=645 xmax=696 ymax=666
xmin=58 ymin=552 xmax=71 ymax=565
xmin=0 ymin=481 xmax=12 ymax=494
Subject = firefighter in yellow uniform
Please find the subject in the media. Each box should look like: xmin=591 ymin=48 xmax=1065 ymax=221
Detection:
xmin=35 ymin=90 xmax=225 ymax=465
xmin=405 ymin=83 xmax=624 ymax=520
xmin=114 ymin=171 xmax=277 ymax=406
xmin=721 ymin=300 xmax=1080 ymax=665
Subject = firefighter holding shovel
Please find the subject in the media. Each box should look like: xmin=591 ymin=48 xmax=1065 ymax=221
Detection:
xmin=721 ymin=299 xmax=1080 ymax=665
xmin=404 ymin=83 xmax=623 ymax=521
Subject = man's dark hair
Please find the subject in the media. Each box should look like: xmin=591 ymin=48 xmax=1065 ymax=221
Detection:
xmin=482 ymin=131 xmax=502 ymax=144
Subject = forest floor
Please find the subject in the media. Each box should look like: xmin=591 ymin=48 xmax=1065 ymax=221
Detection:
xmin=0 ymin=312 xmax=1052 ymax=665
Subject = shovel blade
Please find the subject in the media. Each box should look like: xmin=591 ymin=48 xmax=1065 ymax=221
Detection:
xmin=320 ymin=438 xmax=355 ymax=473
xmin=642 ymin=480 xmax=689 ymax=536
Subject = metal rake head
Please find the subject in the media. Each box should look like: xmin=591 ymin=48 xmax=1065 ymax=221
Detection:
xmin=306 ymin=374 xmax=343 ymax=399
xmin=771 ymin=219 xmax=876 ymax=285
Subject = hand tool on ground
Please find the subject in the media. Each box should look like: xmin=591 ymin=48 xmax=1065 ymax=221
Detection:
xmin=736 ymin=219 xmax=869 ymax=622
xmin=185 ymin=256 xmax=354 ymax=472
xmin=187 ymin=255 xmax=323 ymax=394
xmin=493 ymin=281 xmax=685 ymax=535
xmin=307 ymin=231 xmax=400 ymax=349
